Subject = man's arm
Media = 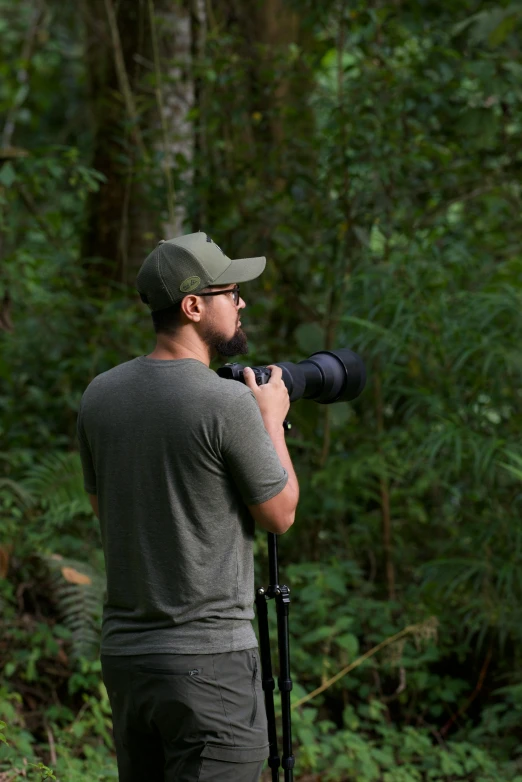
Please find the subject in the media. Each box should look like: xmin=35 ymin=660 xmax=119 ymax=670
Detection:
xmin=247 ymin=422 xmax=299 ymax=534
xmin=244 ymin=366 xmax=299 ymax=534
xmin=89 ymin=494 xmax=99 ymax=520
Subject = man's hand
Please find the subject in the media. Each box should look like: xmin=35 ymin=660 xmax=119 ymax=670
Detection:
xmin=243 ymin=365 xmax=290 ymax=432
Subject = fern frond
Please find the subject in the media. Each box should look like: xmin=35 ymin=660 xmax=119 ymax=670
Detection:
xmin=0 ymin=478 xmax=34 ymax=508
xmin=39 ymin=554 xmax=105 ymax=662
xmin=23 ymin=451 xmax=92 ymax=522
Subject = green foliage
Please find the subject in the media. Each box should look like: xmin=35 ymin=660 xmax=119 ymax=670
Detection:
xmin=40 ymin=554 xmax=104 ymax=662
xmin=2 ymin=0 xmax=522 ymax=779
xmin=0 ymin=717 xmax=57 ymax=780
xmin=288 ymin=706 xmax=522 ymax=781
xmin=0 ymin=448 xmax=104 ymax=569
xmin=24 ymin=452 xmax=93 ymax=526
xmin=0 ymin=688 xmax=117 ymax=781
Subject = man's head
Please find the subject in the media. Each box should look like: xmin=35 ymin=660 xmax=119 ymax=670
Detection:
xmin=151 ymin=282 xmax=248 ymax=357
xmin=137 ymin=232 xmax=265 ymax=360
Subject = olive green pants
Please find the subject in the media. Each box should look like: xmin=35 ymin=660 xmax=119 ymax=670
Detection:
xmin=101 ymin=648 xmax=268 ymax=782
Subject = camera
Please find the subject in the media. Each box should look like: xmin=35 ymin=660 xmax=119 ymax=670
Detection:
xmin=217 ymin=349 xmax=366 ymax=404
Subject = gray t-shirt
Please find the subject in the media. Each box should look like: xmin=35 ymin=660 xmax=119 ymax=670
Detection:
xmin=77 ymin=356 xmax=288 ymax=656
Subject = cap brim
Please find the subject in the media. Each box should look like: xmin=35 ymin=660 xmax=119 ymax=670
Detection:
xmin=212 ymin=256 xmax=266 ymax=285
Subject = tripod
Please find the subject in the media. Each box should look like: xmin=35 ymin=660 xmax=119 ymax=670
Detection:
xmin=255 ymin=532 xmax=295 ymax=781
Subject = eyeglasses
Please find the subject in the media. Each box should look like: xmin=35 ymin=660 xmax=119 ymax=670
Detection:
xmin=196 ymin=284 xmax=240 ymax=307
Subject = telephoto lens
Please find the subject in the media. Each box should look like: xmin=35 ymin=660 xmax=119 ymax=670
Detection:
xmin=217 ymin=349 xmax=366 ymax=404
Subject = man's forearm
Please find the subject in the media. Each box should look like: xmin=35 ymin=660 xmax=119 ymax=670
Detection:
xmin=265 ymin=425 xmax=299 ymax=508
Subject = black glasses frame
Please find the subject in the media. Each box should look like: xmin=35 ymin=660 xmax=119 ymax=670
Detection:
xmin=196 ymin=284 xmax=240 ymax=306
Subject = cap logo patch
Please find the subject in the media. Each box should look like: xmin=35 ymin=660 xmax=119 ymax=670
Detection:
xmin=180 ymin=276 xmax=201 ymax=293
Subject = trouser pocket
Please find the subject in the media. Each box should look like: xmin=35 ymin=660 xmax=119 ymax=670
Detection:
xmin=210 ymin=648 xmax=269 ymax=749
xmin=136 ymin=666 xmax=203 ymax=676
xmin=198 ymin=744 xmax=267 ymax=782
xmin=250 ymin=654 xmax=257 ymax=727
xmin=250 ymin=653 xmax=258 ymax=727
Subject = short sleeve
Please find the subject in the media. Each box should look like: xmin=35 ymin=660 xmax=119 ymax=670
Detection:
xmin=221 ymin=392 xmax=288 ymax=505
xmin=77 ymin=407 xmax=97 ymax=494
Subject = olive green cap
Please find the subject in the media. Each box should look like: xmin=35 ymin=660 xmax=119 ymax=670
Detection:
xmin=136 ymin=231 xmax=266 ymax=312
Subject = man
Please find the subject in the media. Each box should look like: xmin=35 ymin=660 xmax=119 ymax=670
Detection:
xmin=77 ymin=232 xmax=299 ymax=782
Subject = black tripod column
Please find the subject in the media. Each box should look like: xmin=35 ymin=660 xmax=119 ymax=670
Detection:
xmin=255 ymin=586 xmax=280 ymax=781
xmin=256 ymin=532 xmax=295 ymax=782
xmin=275 ymin=583 xmax=294 ymax=780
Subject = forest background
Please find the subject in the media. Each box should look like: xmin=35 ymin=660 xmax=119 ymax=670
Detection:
xmin=1 ymin=0 xmax=522 ymax=780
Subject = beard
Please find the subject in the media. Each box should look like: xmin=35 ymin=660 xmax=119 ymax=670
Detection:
xmin=202 ymin=322 xmax=249 ymax=358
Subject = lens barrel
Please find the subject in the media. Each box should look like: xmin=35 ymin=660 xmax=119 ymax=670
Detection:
xmin=217 ymin=348 xmax=366 ymax=405
xmin=299 ymin=349 xmax=366 ymax=403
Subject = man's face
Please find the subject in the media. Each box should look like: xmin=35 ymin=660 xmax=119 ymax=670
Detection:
xmin=199 ymin=284 xmax=248 ymax=358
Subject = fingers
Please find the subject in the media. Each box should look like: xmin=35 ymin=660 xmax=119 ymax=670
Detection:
xmin=244 ymin=365 xmax=284 ymax=391
xmin=266 ymin=365 xmax=283 ymax=383
xmin=243 ymin=367 xmax=258 ymax=392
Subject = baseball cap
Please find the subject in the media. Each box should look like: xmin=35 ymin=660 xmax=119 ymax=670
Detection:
xmin=136 ymin=231 xmax=266 ymax=313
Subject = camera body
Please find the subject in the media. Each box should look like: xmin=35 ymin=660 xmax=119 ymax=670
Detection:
xmin=219 ymin=363 xmax=272 ymax=387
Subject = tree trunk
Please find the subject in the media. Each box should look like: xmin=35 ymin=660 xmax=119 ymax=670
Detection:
xmin=80 ymin=0 xmax=201 ymax=290
xmin=152 ymin=0 xmax=205 ymax=236
xmin=81 ymin=0 xmax=150 ymax=288
xmin=204 ymin=0 xmax=316 ymax=357
xmin=205 ymin=0 xmax=315 ymax=209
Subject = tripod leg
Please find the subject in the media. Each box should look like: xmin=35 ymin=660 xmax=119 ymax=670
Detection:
xmin=255 ymin=588 xmax=280 ymax=781
xmin=276 ymin=585 xmax=295 ymax=782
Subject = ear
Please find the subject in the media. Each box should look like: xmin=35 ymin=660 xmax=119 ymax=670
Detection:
xmin=180 ymin=295 xmax=203 ymax=323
